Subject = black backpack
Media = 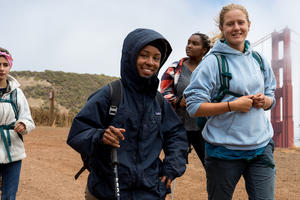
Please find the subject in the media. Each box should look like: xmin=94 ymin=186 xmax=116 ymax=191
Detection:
xmin=74 ymin=79 xmax=164 ymax=179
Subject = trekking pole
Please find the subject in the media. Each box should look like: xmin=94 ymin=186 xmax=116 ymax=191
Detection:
xmin=111 ymin=148 xmax=121 ymax=200
xmin=171 ymin=179 xmax=176 ymax=200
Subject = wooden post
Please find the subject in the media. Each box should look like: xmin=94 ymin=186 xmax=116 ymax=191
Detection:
xmin=49 ymin=90 xmax=55 ymax=126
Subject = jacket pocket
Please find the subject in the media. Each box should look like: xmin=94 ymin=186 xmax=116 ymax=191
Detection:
xmin=8 ymin=130 xmax=25 ymax=158
xmin=142 ymin=160 xmax=160 ymax=189
xmin=256 ymin=140 xmax=275 ymax=169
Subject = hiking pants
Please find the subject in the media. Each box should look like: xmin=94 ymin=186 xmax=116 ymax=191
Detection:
xmin=0 ymin=160 xmax=22 ymax=200
xmin=187 ymin=130 xmax=205 ymax=166
xmin=205 ymin=141 xmax=275 ymax=200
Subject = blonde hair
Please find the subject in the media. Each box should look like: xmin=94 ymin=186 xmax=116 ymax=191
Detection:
xmin=214 ymin=4 xmax=250 ymax=40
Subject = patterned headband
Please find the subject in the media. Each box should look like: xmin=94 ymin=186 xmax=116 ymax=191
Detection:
xmin=0 ymin=51 xmax=13 ymax=67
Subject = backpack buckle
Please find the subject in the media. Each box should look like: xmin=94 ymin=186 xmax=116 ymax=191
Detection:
xmin=109 ymin=105 xmax=118 ymax=116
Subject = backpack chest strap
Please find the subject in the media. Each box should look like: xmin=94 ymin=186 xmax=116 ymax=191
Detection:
xmin=0 ymin=122 xmax=15 ymax=163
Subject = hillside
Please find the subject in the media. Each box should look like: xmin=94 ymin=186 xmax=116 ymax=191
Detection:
xmin=10 ymin=70 xmax=119 ymax=115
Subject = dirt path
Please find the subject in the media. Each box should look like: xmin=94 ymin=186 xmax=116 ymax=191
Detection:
xmin=7 ymin=127 xmax=300 ymax=199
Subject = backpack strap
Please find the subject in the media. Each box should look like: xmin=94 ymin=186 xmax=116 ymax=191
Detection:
xmin=10 ymin=89 xmax=19 ymax=120
xmin=108 ymin=80 xmax=164 ymax=119
xmin=0 ymin=89 xmax=19 ymax=120
xmin=252 ymin=51 xmax=265 ymax=72
xmin=108 ymin=79 xmax=122 ymax=120
xmin=0 ymin=89 xmax=20 ymax=163
xmin=212 ymin=53 xmax=243 ymax=102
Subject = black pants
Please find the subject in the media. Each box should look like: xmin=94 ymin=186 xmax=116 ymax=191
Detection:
xmin=186 ymin=130 xmax=205 ymax=167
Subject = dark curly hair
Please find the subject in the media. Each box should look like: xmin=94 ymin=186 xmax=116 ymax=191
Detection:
xmin=191 ymin=33 xmax=211 ymax=54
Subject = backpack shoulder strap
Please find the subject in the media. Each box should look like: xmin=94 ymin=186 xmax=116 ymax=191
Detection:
xmin=0 ymin=89 xmax=19 ymax=120
xmin=107 ymin=79 xmax=122 ymax=123
xmin=10 ymin=89 xmax=19 ymax=120
xmin=212 ymin=53 xmax=242 ymax=102
xmin=252 ymin=51 xmax=265 ymax=71
xmin=212 ymin=53 xmax=231 ymax=102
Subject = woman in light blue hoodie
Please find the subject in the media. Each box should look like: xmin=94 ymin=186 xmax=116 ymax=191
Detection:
xmin=184 ymin=4 xmax=276 ymax=200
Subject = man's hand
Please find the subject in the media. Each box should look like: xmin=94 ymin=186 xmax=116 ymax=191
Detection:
xmin=102 ymin=126 xmax=125 ymax=148
xmin=160 ymin=176 xmax=172 ymax=189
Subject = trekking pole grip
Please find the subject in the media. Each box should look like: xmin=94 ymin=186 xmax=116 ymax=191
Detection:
xmin=112 ymin=148 xmax=119 ymax=165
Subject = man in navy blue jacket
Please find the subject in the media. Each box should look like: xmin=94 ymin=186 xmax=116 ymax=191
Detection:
xmin=67 ymin=28 xmax=188 ymax=200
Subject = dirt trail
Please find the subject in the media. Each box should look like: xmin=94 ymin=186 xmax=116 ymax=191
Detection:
xmin=6 ymin=127 xmax=300 ymax=199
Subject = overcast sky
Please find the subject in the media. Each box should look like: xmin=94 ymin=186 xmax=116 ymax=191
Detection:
xmin=1 ymin=0 xmax=300 ymax=144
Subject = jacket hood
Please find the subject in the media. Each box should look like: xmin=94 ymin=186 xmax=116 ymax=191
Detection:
xmin=120 ymin=28 xmax=172 ymax=95
xmin=210 ymin=39 xmax=252 ymax=56
xmin=7 ymin=74 xmax=20 ymax=92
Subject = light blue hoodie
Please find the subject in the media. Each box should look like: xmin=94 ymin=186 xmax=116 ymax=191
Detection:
xmin=184 ymin=40 xmax=276 ymax=150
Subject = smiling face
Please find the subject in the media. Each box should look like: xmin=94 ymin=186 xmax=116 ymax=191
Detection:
xmin=136 ymin=45 xmax=161 ymax=78
xmin=0 ymin=56 xmax=11 ymax=83
xmin=219 ymin=8 xmax=250 ymax=52
xmin=186 ymin=35 xmax=207 ymax=59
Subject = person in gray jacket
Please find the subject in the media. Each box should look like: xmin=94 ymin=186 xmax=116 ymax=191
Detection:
xmin=0 ymin=47 xmax=35 ymax=200
xmin=184 ymin=4 xmax=276 ymax=200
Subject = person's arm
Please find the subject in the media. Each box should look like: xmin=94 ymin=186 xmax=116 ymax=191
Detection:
xmin=160 ymin=99 xmax=188 ymax=187
xmin=195 ymin=95 xmax=254 ymax=117
xmin=15 ymin=88 xmax=35 ymax=135
xmin=252 ymin=55 xmax=276 ymax=110
xmin=160 ymin=64 xmax=179 ymax=107
xmin=67 ymin=85 xmax=113 ymax=156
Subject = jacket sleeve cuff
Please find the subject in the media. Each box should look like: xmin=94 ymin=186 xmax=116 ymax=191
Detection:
xmin=15 ymin=119 xmax=35 ymax=135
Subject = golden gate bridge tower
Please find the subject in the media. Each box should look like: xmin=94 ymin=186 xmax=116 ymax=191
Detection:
xmin=270 ymin=28 xmax=294 ymax=148
xmin=253 ymin=27 xmax=295 ymax=148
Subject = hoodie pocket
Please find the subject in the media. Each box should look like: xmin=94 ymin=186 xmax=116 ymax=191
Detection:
xmin=142 ymin=159 xmax=161 ymax=189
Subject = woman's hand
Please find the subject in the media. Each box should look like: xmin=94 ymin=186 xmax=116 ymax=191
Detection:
xmin=230 ymin=95 xmax=253 ymax=113
xmin=252 ymin=93 xmax=265 ymax=109
xmin=102 ymin=126 xmax=125 ymax=148
xmin=252 ymin=93 xmax=273 ymax=110
xmin=14 ymin=122 xmax=26 ymax=133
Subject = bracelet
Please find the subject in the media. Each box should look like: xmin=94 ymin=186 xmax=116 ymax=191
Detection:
xmin=227 ymin=101 xmax=231 ymax=112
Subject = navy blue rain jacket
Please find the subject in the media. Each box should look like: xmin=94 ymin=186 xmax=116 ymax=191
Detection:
xmin=67 ymin=28 xmax=188 ymax=200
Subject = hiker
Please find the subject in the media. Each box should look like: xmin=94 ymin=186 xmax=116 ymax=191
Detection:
xmin=184 ymin=4 xmax=276 ymax=200
xmin=0 ymin=47 xmax=35 ymax=199
xmin=67 ymin=28 xmax=188 ymax=200
xmin=160 ymin=32 xmax=210 ymax=166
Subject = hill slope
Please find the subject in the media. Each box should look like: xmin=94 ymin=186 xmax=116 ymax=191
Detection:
xmin=10 ymin=70 xmax=119 ymax=115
